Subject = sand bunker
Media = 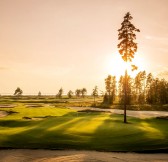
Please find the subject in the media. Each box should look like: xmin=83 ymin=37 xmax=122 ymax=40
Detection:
xmin=0 ymin=104 xmax=16 ymax=108
xmin=0 ymin=149 xmax=168 ymax=162
xmin=0 ymin=111 xmax=8 ymax=118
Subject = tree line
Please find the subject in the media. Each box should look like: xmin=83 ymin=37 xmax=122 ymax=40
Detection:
xmin=103 ymin=71 xmax=168 ymax=105
xmin=13 ymin=87 xmax=99 ymax=99
xmin=12 ymin=71 xmax=168 ymax=105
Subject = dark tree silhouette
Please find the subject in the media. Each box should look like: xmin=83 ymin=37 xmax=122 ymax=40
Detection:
xmin=67 ymin=90 xmax=73 ymax=98
xmin=75 ymin=89 xmax=81 ymax=98
xmin=81 ymin=88 xmax=87 ymax=98
xmin=56 ymin=88 xmax=63 ymax=98
xmin=14 ymin=87 xmax=23 ymax=96
xmin=118 ymin=75 xmax=132 ymax=105
xmin=105 ymin=75 xmax=116 ymax=104
xmin=38 ymin=91 xmax=41 ymax=97
xmin=103 ymin=92 xmax=108 ymax=104
xmin=118 ymin=12 xmax=140 ymax=123
xmin=134 ymin=71 xmax=146 ymax=103
xmin=92 ymin=86 xmax=98 ymax=106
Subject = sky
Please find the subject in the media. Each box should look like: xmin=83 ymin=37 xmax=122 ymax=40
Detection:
xmin=0 ymin=0 xmax=168 ymax=95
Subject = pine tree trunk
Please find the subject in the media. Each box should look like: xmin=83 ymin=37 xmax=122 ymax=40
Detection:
xmin=124 ymin=69 xmax=127 ymax=123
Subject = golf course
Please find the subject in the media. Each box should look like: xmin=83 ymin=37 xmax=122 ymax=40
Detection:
xmin=1 ymin=0 xmax=168 ymax=161
xmin=0 ymin=97 xmax=168 ymax=152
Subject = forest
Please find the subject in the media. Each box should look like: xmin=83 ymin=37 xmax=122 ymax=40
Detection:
xmin=104 ymin=71 xmax=168 ymax=105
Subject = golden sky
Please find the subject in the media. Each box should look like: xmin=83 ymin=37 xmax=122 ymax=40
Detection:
xmin=0 ymin=0 xmax=168 ymax=94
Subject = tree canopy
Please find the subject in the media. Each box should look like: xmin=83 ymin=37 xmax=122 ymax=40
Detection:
xmin=14 ymin=87 xmax=23 ymax=96
xmin=118 ymin=12 xmax=140 ymax=62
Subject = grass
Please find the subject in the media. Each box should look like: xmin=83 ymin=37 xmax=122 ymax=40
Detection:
xmin=1 ymin=95 xmax=168 ymax=111
xmin=0 ymin=103 xmax=168 ymax=152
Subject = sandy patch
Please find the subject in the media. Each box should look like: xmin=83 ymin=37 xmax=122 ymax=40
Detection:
xmin=0 ymin=149 xmax=168 ymax=162
xmin=0 ymin=104 xmax=16 ymax=108
xmin=70 ymin=107 xmax=168 ymax=119
xmin=0 ymin=111 xmax=8 ymax=118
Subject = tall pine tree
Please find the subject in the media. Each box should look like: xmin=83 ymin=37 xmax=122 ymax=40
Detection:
xmin=118 ymin=12 xmax=140 ymax=123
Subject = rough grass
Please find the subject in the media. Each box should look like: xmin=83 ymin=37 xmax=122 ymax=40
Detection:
xmin=1 ymin=96 xmax=168 ymax=111
xmin=0 ymin=104 xmax=168 ymax=152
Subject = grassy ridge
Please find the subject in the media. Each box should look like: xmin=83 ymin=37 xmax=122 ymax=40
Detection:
xmin=0 ymin=104 xmax=168 ymax=151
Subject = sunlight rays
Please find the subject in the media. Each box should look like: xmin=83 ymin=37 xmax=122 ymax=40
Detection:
xmin=104 ymin=52 xmax=146 ymax=80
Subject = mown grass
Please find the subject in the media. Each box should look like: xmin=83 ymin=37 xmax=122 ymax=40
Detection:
xmin=0 ymin=104 xmax=73 ymax=119
xmin=0 ymin=104 xmax=168 ymax=152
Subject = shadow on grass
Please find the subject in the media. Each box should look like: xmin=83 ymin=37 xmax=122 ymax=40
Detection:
xmin=89 ymin=114 xmax=168 ymax=152
xmin=0 ymin=112 xmax=168 ymax=152
xmin=0 ymin=112 xmax=106 ymax=149
xmin=0 ymin=120 xmax=39 ymax=128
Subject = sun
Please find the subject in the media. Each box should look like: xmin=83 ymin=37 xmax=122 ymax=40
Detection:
xmin=105 ymin=54 xmax=127 ymax=79
xmin=104 ymin=52 xmax=146 ymax=80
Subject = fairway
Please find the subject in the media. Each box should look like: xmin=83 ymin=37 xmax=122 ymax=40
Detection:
xmin=0 ymin=104 xmax=168 ymax=152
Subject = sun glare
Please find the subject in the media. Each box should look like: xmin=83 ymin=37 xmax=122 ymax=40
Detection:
xmin=105 ymin=52 xmax=146 ymax=80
